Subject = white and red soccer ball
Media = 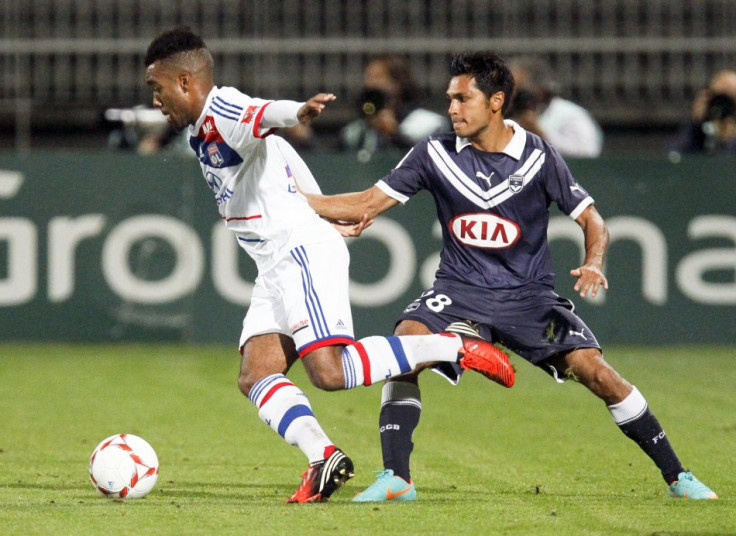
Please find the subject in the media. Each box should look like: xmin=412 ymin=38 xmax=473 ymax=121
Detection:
xmin=89 ymin=434 xmax=159 ymax=499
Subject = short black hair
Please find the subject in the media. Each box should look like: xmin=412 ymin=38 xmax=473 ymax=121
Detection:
xmin=144 ymin=26 xmax=207 ymax=67
xmin=450 ymin=52 xmax=515 ymax=113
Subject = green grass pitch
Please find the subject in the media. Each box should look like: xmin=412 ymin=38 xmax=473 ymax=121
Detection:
xmin=0 ymin=344 xmax=733 ymax=535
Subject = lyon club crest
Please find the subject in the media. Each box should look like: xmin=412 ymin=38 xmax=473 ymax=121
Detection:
xmin=207 ymin=143 xmax=224 ymax=167
xmin=508 ymin=174 xmax=524 ymax=193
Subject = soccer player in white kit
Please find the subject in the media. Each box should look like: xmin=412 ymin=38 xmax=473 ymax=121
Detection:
xmin=144 ymin=27 xmax=514 ymax=503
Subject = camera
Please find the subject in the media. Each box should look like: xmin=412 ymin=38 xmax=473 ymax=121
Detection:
xmin=703 ymin=93 xmax=736 ymax=122
xmin=701 ymin=93 xmax=736 ymax=153
xmin=357 ymin=89 xmax=389 ymax=116
xmin=104 ymin=106 xmax=170 ymax=150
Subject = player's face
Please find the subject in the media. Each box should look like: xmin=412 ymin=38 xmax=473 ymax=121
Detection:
xmin=145 ymin=62 xmax=194 ymax=130
xmin=446 ymin=75 xmax=494 ymax=140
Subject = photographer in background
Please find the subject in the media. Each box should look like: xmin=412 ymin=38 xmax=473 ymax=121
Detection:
xmin=667 ymin=69 xmax=736 ymax=157
xmin=508 ymin=56 xmax=603 ymax=158
xmin=341 ymin=55 xmax=448 ymax=162
xmin=700 ymin=94 xmax=736 ymax=154
xmin=105 ymin=105 xmax=192 ymax=155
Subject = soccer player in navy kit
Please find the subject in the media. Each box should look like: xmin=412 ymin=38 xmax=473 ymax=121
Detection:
xmin=144 ymin=30 xmax=514 ymax=504
xmin=305 ymin=51 xmax=717 ymax=501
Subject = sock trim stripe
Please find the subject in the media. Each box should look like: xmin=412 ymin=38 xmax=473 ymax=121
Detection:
xmin=258 ymin=381 xmax=293 ymax=408
xmin=381 ymin=380 xmax=421 ymax=404
xmin=342 ymin=348 xmax=357 ymax=389
xmin=381 ymin=399 xmax=422 ymax=410
xmin=608 ymin=386 xmax=648 ymax=424
xmin=351 ymin=342 xmax=372 ymax=386
xmin=615 ymin=405 xmax=648 ymax=425
xmin=386 ymin=336 xmax=412 ymax=374
xmin=249 ymin=374 xmax=287 ymax=404
xmin=277 ymin=404 xmax=314 ymax=438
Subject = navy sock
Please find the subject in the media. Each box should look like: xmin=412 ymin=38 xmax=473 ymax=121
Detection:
xmin=609 ymin=387 xmax=685 ymax=484
xmin=379 ymin=382 xmax=421 ymax=482
xmin=618 ymin=409 xmax=684 ymax=484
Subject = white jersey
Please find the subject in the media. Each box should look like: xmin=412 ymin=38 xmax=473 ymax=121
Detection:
xmin=188 ymin=86 xmax=339 ymax=271
xmin=538 ymin=96 xmax=603 ymax=158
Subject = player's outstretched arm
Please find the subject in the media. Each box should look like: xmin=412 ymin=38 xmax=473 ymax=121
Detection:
xmin=305 ymin=185 xmax=398 ymax=224
xmin=297 ymin=93 xmax=336 ymax=124
xmin=571 ymin=205 xmax=609 ymax=297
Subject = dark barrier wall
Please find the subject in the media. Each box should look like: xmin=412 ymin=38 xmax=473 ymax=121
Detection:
xmin=0 ymin=150 xmax=734 ymax=345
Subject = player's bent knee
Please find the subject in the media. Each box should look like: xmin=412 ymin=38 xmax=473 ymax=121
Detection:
xmin=304 ymin=365 xmax=345 ymax=391
xmin=301 ymin=347 xmax=346 ymax=391
xmin=237 ymin=372 xmax=258 ymax=397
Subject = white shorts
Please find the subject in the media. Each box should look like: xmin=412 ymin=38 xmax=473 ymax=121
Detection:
xmin=239 ymin=238 xmax=355 ymax=356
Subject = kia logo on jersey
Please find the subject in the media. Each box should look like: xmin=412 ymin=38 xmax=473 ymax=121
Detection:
xmin=449 ymin=213 xmax=520 ymax=249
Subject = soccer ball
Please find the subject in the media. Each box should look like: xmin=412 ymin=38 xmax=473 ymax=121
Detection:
xmin=89 ymin=433 xmax=159 ymax=499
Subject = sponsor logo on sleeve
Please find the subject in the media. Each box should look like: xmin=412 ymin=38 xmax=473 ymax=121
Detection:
xmin=242 ymin=105 xmax=258 ymax=124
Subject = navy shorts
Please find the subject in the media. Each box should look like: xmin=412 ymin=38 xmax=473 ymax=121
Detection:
xmin=398 ymin=278 xmax=601 ymax=381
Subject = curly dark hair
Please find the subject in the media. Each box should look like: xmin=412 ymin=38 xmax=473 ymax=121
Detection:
xmin=144 ymin=26 xmax=207 ymax=66
xmin=450 ymin=51 xmax=515 ymax=114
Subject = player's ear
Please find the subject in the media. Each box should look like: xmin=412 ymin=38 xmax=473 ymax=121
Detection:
xmin=179 ymin=72 xmax=192 ymax=93
xmin=490 ymin=91 xmax=505 ymax=113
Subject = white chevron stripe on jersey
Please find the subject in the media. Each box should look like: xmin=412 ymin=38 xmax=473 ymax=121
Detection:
xmin=515 ymin=147 xmax=545 ymax=176
xmin=428 ymin=140 xmax=545 ymax=209
xmin=486 ymin=149 xmax=547 ymax=207
xmin=393 ymin=146 xmax=415 ymax=169
xmin=427 ymin=141 xmax=487 ymax=206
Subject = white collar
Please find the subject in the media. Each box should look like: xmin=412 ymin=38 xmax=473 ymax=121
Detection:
xmin=455 ymin=119 xmax=526 ymax=160
xmin=190 ymin=86 xmax=218 ymax=133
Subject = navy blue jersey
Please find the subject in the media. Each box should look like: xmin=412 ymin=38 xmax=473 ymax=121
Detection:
xmin=376 ymin=121 xmax=593 ymax=290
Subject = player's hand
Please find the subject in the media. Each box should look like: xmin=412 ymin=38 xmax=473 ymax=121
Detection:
xmin=331 ymin=214 xmax=373 ymax=237
xmin=570 ymin=264 xmax=608 ymax=298
xmin=298 ymin=93 xmax=336 ymax=124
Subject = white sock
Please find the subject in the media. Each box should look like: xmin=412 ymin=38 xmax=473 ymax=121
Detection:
xmin=381 ymin=380 xmax=422 ymax=410
xmin=248 ymin=373 xmax=332 ymax=462
xmin=607 ymin=386 xmax=648 ymax=425
xmin=342 ymin=333 xmax=461 ymax=388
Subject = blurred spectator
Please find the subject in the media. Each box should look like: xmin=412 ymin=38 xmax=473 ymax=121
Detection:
xmin=281 ymin=122 xmax=320 ymax=151
xmin=667 ymin=69 xmax=736 ymax=156
xmin=508 ymin=57 xmax=603 ymax=158
xmin=340 ymin=55 xmax=449 ymax=162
